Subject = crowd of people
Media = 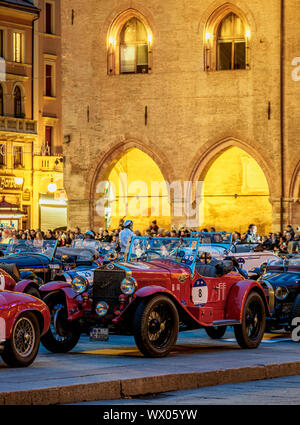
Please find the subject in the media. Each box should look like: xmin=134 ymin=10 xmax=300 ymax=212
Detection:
xmin=0 ymin=219 xmax=299 ymax=254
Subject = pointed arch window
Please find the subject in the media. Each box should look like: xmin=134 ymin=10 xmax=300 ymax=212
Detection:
xmin=107 ymin=10 xmax=153 ymax=75
xmin=14 ymin=86 xmax=22 ymax=118
xmin=217 ymin=13 xmax=246 ymax=70
xmin=120 ymin=18 xmax=148 ymax=74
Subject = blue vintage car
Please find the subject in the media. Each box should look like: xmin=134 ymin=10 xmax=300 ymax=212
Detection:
xmin=257 ymin=256 xmax=300 ymax=335
xmin=0 ymin=239 xmax=101 ymax=297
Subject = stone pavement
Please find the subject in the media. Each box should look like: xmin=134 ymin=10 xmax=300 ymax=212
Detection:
xmin=0 ymin=329 xmax=299 ymax=404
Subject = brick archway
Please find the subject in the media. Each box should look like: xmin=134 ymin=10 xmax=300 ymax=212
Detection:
xmin=288 ymin=160 xmax=300 ymax=225
xmin=86 ymin=138 xmax=176 ymax=229
xmin=187 ymin=137 xmax=275 ymax=199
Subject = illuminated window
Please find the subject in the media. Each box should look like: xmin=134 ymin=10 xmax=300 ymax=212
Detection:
xmin=120 ymin=18 xmax=148 ymax=74
xmin=13 ymin=146 xmax=23 ymax=168
xmin=14 ymin=86 xmax=22 ymax=117
xmin=13 ymin=32 xmax=23 ymax=63
xmin=217 ymin=13 xmax=246 ymax=70
xmin=107 ymin=10 xmax=153 ymax=75
xmin=0 ymin=144 xmax=6 ymax=167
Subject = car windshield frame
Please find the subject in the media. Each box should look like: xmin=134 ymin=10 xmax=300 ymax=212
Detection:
xmin=6 ymin=239 xmax=58 ymax=261
xmin=127 ymin=236 xmax=200 ymax=274
xmin=71 ymin=239 xmax=116 ymax=257
xmin=190 ymin=232 xmax=233 ymax=247
xmin=267 ymin=255 xmax=300 ymax=267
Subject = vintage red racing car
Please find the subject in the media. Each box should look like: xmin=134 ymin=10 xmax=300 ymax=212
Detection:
xmin=39 ymin=237 xmax=270 ymax=357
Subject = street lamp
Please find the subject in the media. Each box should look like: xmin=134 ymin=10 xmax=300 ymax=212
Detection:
xmin=14 ymin=177 xmax=23 ymax=185
xmin=48 ymin=179 xmax=57 ymax=193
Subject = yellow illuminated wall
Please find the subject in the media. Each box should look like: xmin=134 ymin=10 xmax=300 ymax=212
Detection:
xmin=202 ymin=147 xmax=272 ymax=235
xmin=107 ymin=148 xmax=171 ymax=231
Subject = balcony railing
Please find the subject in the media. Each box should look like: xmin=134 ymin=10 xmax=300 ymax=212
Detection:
xmin=33 ymin=155 xmax=64 ymax=172
xmin=0 ymin=117 xmax=37 ymax=134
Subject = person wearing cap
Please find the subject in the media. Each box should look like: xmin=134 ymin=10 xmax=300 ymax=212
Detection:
xmin=119 ymin=220 xmax=133 ymax=253
xmin=84 ymin=230 xmax=95 ymax=240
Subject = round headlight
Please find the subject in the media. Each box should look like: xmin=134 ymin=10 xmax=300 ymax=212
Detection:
xmin=71 ymin=275 xmax=88 ymax=294
xmin=120 ymin=277 xmax=137 ymax=295
xmin=275 ymin=286 xmax=289 ymax=300
xmin=95 ymin=301 xmax=109 ymax=317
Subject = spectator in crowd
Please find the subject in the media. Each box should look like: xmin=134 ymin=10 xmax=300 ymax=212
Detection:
xmin=261 ymin=235 xmax=273 ymax=251
xmin=245 ymin=224 xmax=260 ymax=243
xmin=119 ymin=220 xmax=134 ymax=253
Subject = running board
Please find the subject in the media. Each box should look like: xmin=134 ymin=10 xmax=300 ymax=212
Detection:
xmin=212 ymin=320 xmax=240 ymax=326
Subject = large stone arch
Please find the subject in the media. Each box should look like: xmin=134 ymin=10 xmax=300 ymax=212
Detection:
xmin=185 ymin=137 xmax=276 ymax=232
xmin=187 ymin=137 xmax=275 ymax=198
xmin=289 ymin=160 xmax=300 ymax=226
xmin=86 ymin=138 xmax=176 ymax=229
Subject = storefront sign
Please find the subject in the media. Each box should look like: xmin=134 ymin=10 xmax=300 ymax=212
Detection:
xmin=0 ymin=177 xmax=19 ymax=191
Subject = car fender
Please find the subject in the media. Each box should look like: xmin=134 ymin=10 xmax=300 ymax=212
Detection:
xmin=2 ymin=292 xmax=50 ymax=338
xmin=225 ymin=280 xmax=271 ymax=322
xmin=39 ymin=281 xmax=82 ymax=319
xmin=15 ymin=279 xmax=40 ymax=294
xmin=114 ymin=286 xmax=210 ymax=327
xmin=134 ymin=285 xmax=175 ymax=299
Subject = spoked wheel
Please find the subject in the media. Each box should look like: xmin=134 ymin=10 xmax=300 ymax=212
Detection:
xmin=41 ymin=292 xmax=80 ymax=353
xmin=1 ymin=312 xmax=40 ymax=367
xmin=133 ymin=295 xmax=179 ymax=357
xmin=234 ymin=292 xmax=266 ymax=349
xmin=205 ymin=325 xmax=227 ymax=339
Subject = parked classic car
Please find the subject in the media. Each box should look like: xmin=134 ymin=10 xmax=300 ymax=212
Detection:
xmin=191 ymin=232 xmax=280 ymax=278
xmin=0 ymin=240 xmax=103 ymax=297
xmin=0 ymin=288 xmax=50 ymax=367
xmin=39 ymin=236 xmax=269 ymax=357
xmin=257 ymin=255 xmax=300 ymax=334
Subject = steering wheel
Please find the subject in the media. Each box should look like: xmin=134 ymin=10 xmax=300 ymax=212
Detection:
xmin=197 ymin=252 xmax=212 ymax=264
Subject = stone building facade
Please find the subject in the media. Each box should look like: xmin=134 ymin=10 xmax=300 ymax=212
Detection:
xmin=0 ymin=0 xmax=65 ymax=231
xmin=61 ymin=0 xmax=300 ymax=234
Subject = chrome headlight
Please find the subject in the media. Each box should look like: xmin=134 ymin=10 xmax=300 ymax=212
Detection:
xmin=120 ymin=277 xmax=137 ymax=295
xmin=71 ymin=275 xmax=88 ymax=294
xmin=275 ymin=286 xmax=289 ymax=300
xmin=95 ymin=301 xmax=109 ymax=317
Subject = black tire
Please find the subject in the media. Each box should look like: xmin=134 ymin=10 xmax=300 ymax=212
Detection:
xmin=1 ymin=312 xmax=40 ymax=367
xmin=133 ymin=295 xmax=179 ymax=357
xmin=0 ymin=263 xmax=20 ymax=283
xmin=25 ymin=286 xmax=41 ymax=299
xmin=290 ymin=294 xmax=300 ymax=342
xmin=234 ymin=291 xmax=266 ymax=349
xmin=41 ymin=292 xmax=80 ymax=353
xmin=205 ymin=326 xmax=227 ymax=339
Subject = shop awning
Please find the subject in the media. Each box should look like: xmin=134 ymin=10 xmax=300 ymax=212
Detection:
xmin=0 ymin=196 xmax=26 ymax=218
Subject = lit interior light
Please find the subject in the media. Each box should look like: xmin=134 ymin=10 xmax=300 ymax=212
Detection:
xmin=48 ymin=181 xmax=57 ymax=193
xmin=14 ymin=177 xmax=23 ymax=185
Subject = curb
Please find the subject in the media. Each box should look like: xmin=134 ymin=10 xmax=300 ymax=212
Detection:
xmin=1 ymin=361 xmax=300 ymax=405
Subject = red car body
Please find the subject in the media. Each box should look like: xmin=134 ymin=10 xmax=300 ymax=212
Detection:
xmin=40 ymin=252 xmax=270 ymax=357
xmin=0 ymin=290 xmax=50 ymax=340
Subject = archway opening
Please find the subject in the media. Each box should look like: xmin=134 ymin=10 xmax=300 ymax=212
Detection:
xmin=200 ymin=146 xmax=272 ymax=235
xmin=96 ymin=148 xmax=171 ymax=232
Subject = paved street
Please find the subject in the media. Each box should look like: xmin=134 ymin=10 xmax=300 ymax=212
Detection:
xmin=0 ymin=327 xmax=299 ymax=399
xmin=76 ymin=375 xmax=300 ymax=405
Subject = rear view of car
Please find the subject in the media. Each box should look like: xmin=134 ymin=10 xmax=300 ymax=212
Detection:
xmin=0 ymin=290 xmax=50 ymax=367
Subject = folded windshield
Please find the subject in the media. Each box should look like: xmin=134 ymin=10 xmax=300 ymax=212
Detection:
xmin=71 ymin=239 xmax=116 ymax=256
xmin=6 ymin=239 xmax=57 ymax=260
xmin=190 ymin=232 xmax=232 ymax=246
xmin=127 ymin=236 xmax=200 ymax=270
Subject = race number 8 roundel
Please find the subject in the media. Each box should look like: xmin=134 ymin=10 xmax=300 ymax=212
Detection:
xmin=192 ymin=279 xmax=208 ymax=306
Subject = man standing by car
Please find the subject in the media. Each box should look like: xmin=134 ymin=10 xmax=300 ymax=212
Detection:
xmin=119 ymin=220 xmax=134 ymax=253
xmin=245 ymin=224 xmax=261 ymax=243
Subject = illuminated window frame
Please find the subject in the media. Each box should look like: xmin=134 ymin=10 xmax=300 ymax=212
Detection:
xmin=107 ymin=9 xmax=153 ymax=76
xmin=13 ymin=31 xmax=24 ymax=63
xmin=204 ymin=5 xmax=251 ymax=72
